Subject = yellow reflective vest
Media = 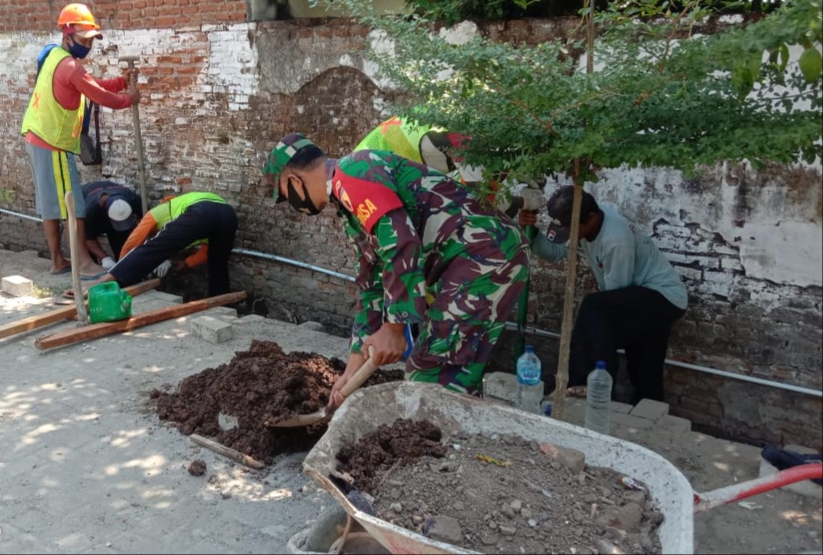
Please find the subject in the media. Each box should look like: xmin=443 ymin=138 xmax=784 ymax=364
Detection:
xmin=21 ymin=47 xmax=85 ymax=153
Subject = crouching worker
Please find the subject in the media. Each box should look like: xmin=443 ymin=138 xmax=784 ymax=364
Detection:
xmin=521 ymin=186 xmax=687 ymax=403
xmin=263 ymin=133 xmax=531 ymax=407
xmin=82 ymin=180 xmax=143 ymax=269
xmin=79 ymin=192 xmax=237 ymax=297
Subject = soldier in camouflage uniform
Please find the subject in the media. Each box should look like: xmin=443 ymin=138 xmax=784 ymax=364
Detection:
xmin=263 ymin=133 xmax=530 ymax=406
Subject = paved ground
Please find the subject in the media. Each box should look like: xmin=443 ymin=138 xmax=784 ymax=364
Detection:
xmin=0 ymin=248 xmax=820 ymax=554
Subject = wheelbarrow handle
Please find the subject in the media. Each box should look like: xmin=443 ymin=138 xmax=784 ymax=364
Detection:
xmin=693 ymin=462 xmax=822 ymax=514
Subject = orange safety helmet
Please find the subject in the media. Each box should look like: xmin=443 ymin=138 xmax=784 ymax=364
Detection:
xmin=57 ymin=3 xmax=99 ymax=30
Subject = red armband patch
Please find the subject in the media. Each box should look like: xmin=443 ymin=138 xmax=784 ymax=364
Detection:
xmin=332 ymin=173 xmax=404 ymax=233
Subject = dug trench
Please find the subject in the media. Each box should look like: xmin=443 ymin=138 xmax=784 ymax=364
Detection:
xmin=334 ymin=419 xmax=665 ymax=554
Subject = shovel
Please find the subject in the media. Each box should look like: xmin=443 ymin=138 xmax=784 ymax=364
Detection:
xmin=269 ymin=348 xmax=379 ymax=428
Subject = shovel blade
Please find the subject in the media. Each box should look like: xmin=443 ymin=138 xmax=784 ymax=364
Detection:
xmin=269 ymin=407 xmax=332 ymax=428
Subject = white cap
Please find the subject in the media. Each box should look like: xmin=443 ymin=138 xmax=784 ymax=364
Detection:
xmin=107 ymin=198 xmax=134 ymax=231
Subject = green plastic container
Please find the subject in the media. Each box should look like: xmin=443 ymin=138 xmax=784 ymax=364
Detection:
xmin=88 ymin=282 xmax=133 ymax=323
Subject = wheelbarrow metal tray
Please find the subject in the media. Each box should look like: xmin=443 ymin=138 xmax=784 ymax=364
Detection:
xmin=303 ymin=382 xmax=694 ymax=555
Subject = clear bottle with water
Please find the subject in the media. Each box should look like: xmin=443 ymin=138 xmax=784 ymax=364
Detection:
xmin=515 ymin=345 xmax=543 ymax=414
xmin=585 ymin=360 xmax=613 ymax=435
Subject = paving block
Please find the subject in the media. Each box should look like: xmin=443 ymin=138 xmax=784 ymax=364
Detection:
xmin=482 ymin=372 xmax=517 ymax=405
xmin=611 ymin=411 xmax=655 ymax=430
xmin=190 ymin=315 xmax=233 ymax=344
xmin=205 ymin=305 xmax=237 ymax=316
xmin=630 ymin=398 xmax=670 ymax=421
xmin=612 ymin=401 xmax=634 ymax=414
xmin=660 ymin=414 xmax=692 ymax=432
xmin=299 ymin=320 xmax=325 ymax=332
xmin=2 ymin=275 xmax=33 ymax=297
xmin=758 ymin=444 xmax=822 ymax=500
xmin=142 ymin=291 xmax=183 ymax=304
xmin=238 ymin=314 xmax=266 ymax=324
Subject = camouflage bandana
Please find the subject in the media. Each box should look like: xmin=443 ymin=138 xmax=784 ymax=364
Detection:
xmin=263 ymin=133 xmax=317 ymax=202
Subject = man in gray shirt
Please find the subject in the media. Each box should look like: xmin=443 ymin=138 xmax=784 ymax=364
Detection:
xmin=520 ymin=186 xmax=687 ymax=403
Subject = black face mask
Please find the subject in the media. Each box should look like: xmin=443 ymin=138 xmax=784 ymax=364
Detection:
xmin=286 ymin=177 xmax=322 ymax=216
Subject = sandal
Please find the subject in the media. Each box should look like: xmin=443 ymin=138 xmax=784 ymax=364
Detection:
xmin=566 ymin=386 xmax=588 ymax=398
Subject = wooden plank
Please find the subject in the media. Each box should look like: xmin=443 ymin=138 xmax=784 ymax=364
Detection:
xmin=0 ymin=279 xmax=161 ymax=340
xmin=34 ymin=290 xmax=246 ymax=351
xmin=190 ymin=433 xmax=265 ymax=470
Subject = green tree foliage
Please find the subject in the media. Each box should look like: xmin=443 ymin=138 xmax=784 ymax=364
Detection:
xmin=402 ymin=0 xmax=784 ymax=24
xmin=320 ymin=0 xmax=821 ymax=194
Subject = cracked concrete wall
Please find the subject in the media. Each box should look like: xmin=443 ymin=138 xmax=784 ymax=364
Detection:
xmin=0 ymin=4 xmax=820 ymax=449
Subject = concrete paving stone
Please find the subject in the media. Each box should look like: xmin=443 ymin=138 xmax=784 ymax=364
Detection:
xmin=482 ymin=371 xmax=517 ymax=404
xmin=139 ymin=291 xmax=184 ymax=304
xmin=611 ymin=411 xmax=655 ymax=430
xmin=53 ymin=531 xmax=96 ymax=553
xmin=611 ymin=401 xmax=634 ymax=414
xmin=237 ymin=314 xmax=266 ymax=324
xmin=2 ymin=274 xmax=34 ymax=296
xmin=190 ymin=315 xmax=234 ymax=344
xmin=298 ymin=320 xmax=326 ymax=332
xmin=629 ymin=398 xmax=670 ymax=421
xmin=204 ymin=305 xmax=237 ymax=316
xmin=660 ymin=414 xmax=692 ymax=431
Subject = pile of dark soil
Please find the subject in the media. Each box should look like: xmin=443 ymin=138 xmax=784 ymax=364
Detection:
xmin=150 ymin=340 xmax=400 ymax=463
xmin=335 ymin=419 xmax=664 ymax=554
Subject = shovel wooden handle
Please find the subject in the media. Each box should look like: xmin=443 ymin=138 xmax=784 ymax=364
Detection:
xmin=339 ymin=357 xmax=379 ymax=399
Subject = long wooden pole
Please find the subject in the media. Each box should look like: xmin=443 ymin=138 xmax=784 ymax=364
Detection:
xmin=65 ymin=191 xmax=88 ymax=324
xmin=34 ymin=291 xmax=246 ymax=350
xmin=0 ymin=279 xmax=160 ymax=340
xmin=553 ymin=0 xmax=596 ymax=421
xmin=551 ymin=178 xmax=583 ymax=421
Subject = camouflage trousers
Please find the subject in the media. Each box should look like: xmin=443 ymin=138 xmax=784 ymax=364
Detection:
xmin=405 ymin=245 xmax=530 ymax=394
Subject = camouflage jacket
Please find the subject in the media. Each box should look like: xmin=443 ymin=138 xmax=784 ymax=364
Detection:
xmin=331 ymin=150 xmax=526 ymax=353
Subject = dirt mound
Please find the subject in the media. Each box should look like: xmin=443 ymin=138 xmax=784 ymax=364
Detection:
xmin=150 ymin=339 xmax=400 ymax=463
xmin=334 ymin=420 xmax=663 ymax=554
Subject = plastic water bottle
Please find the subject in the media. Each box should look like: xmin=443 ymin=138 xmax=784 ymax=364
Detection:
xmin=515 ymin=345 xmax=543 ymax=414
xmin=585 ymin=360 xmax=613 ymax=435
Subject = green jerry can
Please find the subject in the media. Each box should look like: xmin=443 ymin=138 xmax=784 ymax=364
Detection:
xmin=88 ymin=282 xmax=133 ymax=323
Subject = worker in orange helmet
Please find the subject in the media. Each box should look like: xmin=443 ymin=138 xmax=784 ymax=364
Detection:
xmin=21 ymin=3 xmax=141 ymax=279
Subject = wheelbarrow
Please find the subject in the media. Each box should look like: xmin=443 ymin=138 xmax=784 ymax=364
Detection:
xmin=303 ymin=381 xmax=822 ymax=555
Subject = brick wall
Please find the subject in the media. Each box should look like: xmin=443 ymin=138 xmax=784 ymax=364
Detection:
xmin=1 ymin=3 xmax=820 ymax=450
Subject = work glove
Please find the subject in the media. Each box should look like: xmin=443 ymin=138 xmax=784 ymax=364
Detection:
xmin=519 ymin=187 xmax=546 ymax=211
xmin=154 ymin=260 xmax=172 ymax=278
xmin=101 ymin=257 xmax=116 ymax=270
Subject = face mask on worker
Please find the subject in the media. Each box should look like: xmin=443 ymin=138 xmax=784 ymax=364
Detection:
xmin=67 ymin=37 xmax=92 ymax=59
xmin=285 ymin=176 xmax=322 ymax=216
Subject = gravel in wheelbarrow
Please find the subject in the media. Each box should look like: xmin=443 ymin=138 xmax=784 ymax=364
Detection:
xmin=334 ymin=417 xmax=664 ymax=554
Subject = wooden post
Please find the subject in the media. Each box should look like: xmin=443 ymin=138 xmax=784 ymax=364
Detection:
xmin=64 ymin=191 xmax=88 ymax=324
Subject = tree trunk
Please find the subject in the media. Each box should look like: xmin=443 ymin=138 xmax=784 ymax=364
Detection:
xmin=550 ymin=172 xmax=584 ymax=421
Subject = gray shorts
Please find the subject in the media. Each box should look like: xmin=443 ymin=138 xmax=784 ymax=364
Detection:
xmin=25 ymin=141 xmax=86 ymax=220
